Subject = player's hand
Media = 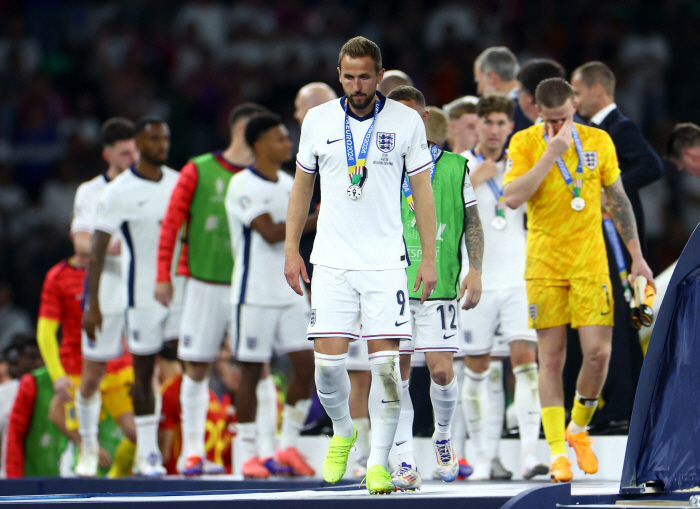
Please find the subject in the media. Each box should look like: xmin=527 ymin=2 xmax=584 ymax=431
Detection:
xmin=284 ymin=251 xmax=309 ymax=296
xmin=106 ymin=238 xmax=121 ymax=256
xmin=546 ymin=118 xmax=573 ymax=159
xmin=630 ymin=256 xmax=656 ymax=292
xmin=154 ymin=281 xmax=173 ymax=307
xmin=99 ymin=447 xmax=112 ymax=468
xmin=53 ymin=376 xmax=75 ymax=403
xmin=414 ymin=260 xmax=437 ymax=304
xmin=82 ymin=305 xmax=102 ymax=340
xmin=459 ymin=269 xmax=482 ymax=310
xmin=472 ymin=159 xmax=498 ymax=185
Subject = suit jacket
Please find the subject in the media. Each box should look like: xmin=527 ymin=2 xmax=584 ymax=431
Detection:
xmin=594 ymin=107 xmax=664 ymax=252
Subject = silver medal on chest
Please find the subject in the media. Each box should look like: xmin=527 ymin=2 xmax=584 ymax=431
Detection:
xmin=491 ymin=216 xmax=507 ymax=230
xmin=571 ymin=197 xmax=586 ymax=211
xmin=347 ymin=184 xmax=362 ymax=200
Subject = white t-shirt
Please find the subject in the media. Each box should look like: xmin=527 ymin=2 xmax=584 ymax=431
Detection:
xmin=95 ymin=166 xmax=181 ymax=309
xmin=71 ymin=173 xmax=124 ymax=314
xmin=296 ymin=93 xmax=433 ymax=270
xmin=226 ymin=168 xmax=301 ymax=307
xmin=460 ymin=150 xmax=527 ymax=290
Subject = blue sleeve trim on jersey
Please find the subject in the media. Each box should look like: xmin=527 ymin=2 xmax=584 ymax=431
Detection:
xmin=296 ymin=160 xmax=317 ymax=173
xmin=120 ymin=222 xmax=136 ymax=307
xmin=407 ymin=161 xmax=432 ymax=176
xmin=237 ymin=226 xmax=252 ymax=305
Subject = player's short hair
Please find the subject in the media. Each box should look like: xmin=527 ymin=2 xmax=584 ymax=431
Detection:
xmin=517 ymin=59 xmax=566 ymax=96
xmin=134 ymin=116 xmax=166 ymax=136
xmin=475 ymin=47 xmax=519 ymax=82
xmin=244 ymin=113 xmax=284 ymax=150
xmin=101 ymin=117 xmax=134 ymax=147
xmin=338 ymin=36 xmax=382 ymax=74
xmin=378 ymin=70 xmax=413 ymax=95
xmin=477 ymin=95 xmax=515 ymax=120
xmin=444 ymin=96 xmax=478 ymax=120
xmin=425 ymin=106 xmax=449 ymax=142
xmin=572 ymin=61 xmax=616 ymax=97
xmin=227 ymin=102 xmax=268 ymax=132
xmin=386 ymin=85 xmax=425 ymax=108
xmin=535 ymin=78 xmax=575 ymax=109
xmin=666 ymin=123 xmax=700 ymax=159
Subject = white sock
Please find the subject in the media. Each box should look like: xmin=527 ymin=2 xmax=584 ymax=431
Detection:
xmin=255 ymin=375 xmax=277 ymax=458
xmin=278 ymin=398 xmax=311 ymax=450
xmin=76 ymin=390 xmax=101 ymax=447
xmin=394 ymin=379 xmax=415 ymax=469
xmin=237 ymin=421 xmax=257 ymax=462
xmin=431 ymin=376 xmax=458 ymax=442
xmin=513 ymin=362 xmax=541 ymax=459
xmin=451 ymin=362 xmax=467 ymax=459
xmin=314 ymin=352 xmax=354 ymax=437
xmin=462 ymin=365 xmax=489 ymax=464
xmin=134 ymin=414 xmax=160 ymax=459
xmin=486 ymin=360 xmax=505 ymax=462
xmin=353 ymin=417 xmax=371 ymax=460
xmin=180 ymin=374 xmax=209 ymax=458
xmin=366 ymin=351 xmax=401 ymax=470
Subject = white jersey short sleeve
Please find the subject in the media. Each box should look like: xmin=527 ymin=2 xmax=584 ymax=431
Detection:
xmin=226 ymin=168 xmax=302 ymax=307
xmin=460 ymin=150 xmax=527 ymax=290
xmin=296 ymin=93 xmax=433 ymax=270
xmin=71 ymin=174 xmax=107 ymax=234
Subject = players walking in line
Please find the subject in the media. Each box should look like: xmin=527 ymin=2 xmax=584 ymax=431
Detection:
xmin=386 ymin=87 xmax=484 ymax=491
xmin=70 ymin=117 xmax=138 ymax=477
xmin=83 ymin=118 xmax=183 ymax=476
xmin=503 ymin=78 xmax=655 ymax=482
xmin=155 ymin=103 xmax=277 ymax=476
xmin=460 ymin=95 xmax=547 ymax=481
xmin=225 ymin=114 xmax=317 ymax=479
xmin=285 ymin=36 xmax=438 ymax=494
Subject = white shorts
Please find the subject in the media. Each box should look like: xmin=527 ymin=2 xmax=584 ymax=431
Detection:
xmin=346 ymin=340 xmax=369 ymax=371
xmin=125 ymin=305 xmax=181 ymax=356
xmin=308 ymin=265 xmax=412 ymax=343
xmin=178 ymin=279 xmax=231 ymax=362
xmin=399 ymin=299 xmax=461 ymax=355
xmin=459 ymin=286 xmax=536 ymax=357
xmin=81 ymin=313 xmax=124 ymax=362
xmin=232 ymin=300 xmax=313 ymax=363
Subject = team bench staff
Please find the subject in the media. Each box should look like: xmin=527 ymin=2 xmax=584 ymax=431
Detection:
xmin=503 ymin=78 xmax=655 ymax=483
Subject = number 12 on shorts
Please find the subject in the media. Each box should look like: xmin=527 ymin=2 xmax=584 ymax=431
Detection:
xmin=437 ymin=304 xmax=457 ymax=330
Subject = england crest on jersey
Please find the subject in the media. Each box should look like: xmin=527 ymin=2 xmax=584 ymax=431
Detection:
xmin=310 ymin=309 xmax=316 ymax=327
xmin=583 ymin=151 xmax=598 ymax=169
xmin=377 ymin=132 xmax=395 ymax=153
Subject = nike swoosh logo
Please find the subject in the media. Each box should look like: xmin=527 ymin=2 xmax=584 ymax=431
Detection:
xmin=395 ymin=440 xmax=407 ymax=446
xmin=600 ymin=311 xmax=611 ymax=316
xmin=381 ymin=399 xmax=400 ymax=404
xmin=318 ymin=390 xmax=338 ymax=395
xmin=443 ymin=334 xmax=456 ymax=339
xmin=327 ymin=138 xmax=342 ymax=144
xmin=395 ymin=320 xmax=409 ymax=327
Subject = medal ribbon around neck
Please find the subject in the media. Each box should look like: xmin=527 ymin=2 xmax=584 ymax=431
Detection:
xmin=602 ymin=210 xmax=633 ymax=302
xmin=474 ymin=149 xmax=506 ymax=220
xmin=543 ymin=123 xmax=585 ymax=199
xmin=344 ymin=96 xmax=381 ymax=188
xmin=402 ymin=142 xmax=438 ymax=215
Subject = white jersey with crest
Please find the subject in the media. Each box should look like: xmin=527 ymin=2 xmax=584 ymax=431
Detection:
xmin=296 ymin=92 xmax=433 ymax=270
xmin=460 ymin=150 xmax=527 ymax=290
xmin=95 ymin=166 xmax=182 ymax=310
xmin=71 ymin=173 xmax=124 ymax=314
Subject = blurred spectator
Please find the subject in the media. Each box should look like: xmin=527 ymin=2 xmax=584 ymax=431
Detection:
xmin=0 ymin=282 xmax=32 ymax=352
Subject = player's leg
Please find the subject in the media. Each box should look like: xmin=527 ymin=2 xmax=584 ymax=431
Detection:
xmin=101 ymin=367 xmax=136 ymax=477
xmin=450 ymin=355 xmax=472 ymax=480
xmin=255 ymin=364 xmax=284 ymax=474
xmin=392 ymin=337 xmax=421 ymax=491
xmin=346 ymin=342 xmax=371 ymax=477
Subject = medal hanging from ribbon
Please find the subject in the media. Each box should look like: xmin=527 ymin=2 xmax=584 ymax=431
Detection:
xmin=474 ymin=150 xmax=507 ymax=230
xmin=602 ymin=211 xmax=632 ymax=302
xmin=402 ymin=143 xmax=438 ymax=226
xmin=344 ymin=97 xmax=381 ymax=200
xmin=544 ymin=124 xmax=586 ymax=211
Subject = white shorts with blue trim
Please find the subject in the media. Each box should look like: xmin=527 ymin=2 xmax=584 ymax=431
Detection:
xmin=399 ymin=299 xmax=461 ymax=356
xmin=178 ymin=278 xmax=231 ymax=362
xmin=125 ymin=305 xmax=181 ymax=356
xmin=81 ymin=313 xmax=124 ymax=362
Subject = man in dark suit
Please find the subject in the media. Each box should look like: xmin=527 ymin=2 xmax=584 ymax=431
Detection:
xmin=569 ymin=61 xmax=664 ymax=430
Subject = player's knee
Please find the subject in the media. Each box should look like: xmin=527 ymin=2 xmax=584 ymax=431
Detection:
xmin=314 ymin=355 xmax=346 ymax=385
xmin=465 ymin=354 xmax=490 ymax=374
xmin=509 ymin=340 xmax=536 ymax=366
xmin=582 ymin=344 xmax=612 ymax=373
xmin=539 ymin=349 xmax=565 ymax=375
xmin=184 ymin=361 xmax=210 ymax=382
xmin=430 ymin=369 xmax=452 ymax=386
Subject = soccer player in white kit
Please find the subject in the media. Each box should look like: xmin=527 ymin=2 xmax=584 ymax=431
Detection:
xmin=459 ymin=95 xmax=547 ymax=480
xmin=285 ymin=37 xmax=438 ymax=495
xmin=83 ymin=118 xmax=183 ymax=476
xmin=71 ymin=118 xmax=138 ymax=476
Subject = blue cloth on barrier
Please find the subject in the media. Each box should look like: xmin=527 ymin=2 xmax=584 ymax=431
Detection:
xmin=636 ymin=267 xmax=700 ymax=491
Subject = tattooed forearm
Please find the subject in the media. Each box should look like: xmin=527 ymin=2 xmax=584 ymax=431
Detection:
xmin=604 ymin=178 xmax=638 ymax=246
xmin=464 ymin=206 xmax=484 ymax=271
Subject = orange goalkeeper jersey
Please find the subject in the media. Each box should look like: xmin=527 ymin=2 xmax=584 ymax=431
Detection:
xmin=503 ymin=123 xmax=620 ymax=280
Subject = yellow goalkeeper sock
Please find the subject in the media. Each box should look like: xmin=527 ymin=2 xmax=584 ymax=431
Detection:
xmin=541 ymin=406 xmax=567 ymax=457
xmin=570 ymin=391 xmax=598 ymax=433
xmin=107 ymin=438 xmax=136 ymax=478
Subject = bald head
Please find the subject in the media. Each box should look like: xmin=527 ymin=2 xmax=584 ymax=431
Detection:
xmin=377 ymin=70 xmax=414 ymax=96
xmin=294 ymin=82 xmax=338 ymax=125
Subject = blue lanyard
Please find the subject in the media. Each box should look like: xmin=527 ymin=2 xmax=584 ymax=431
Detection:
xmin=401 ymin=143 xmax=438 ymax=211
xmin=473 ymin=150 xmax=504 ymax=202
xmin=603 ymin=215 xmax=632 ymax=302
xmin=344 ymin=97 xmax=381 ymax=184
xmin=544 ymin=125 xmax=585 ymax=197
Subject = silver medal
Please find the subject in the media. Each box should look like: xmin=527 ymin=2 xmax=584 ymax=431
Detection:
xmin=571 ymin=197 xmax=586 ymax=211
xmin=491 ymin=216 xmax=507 ymax=230
xmin=347 ymin=184 xmax=362 ymax=200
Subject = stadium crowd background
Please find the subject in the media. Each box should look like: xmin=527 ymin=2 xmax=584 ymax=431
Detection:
xmin=0 ymin=0 xmax=697 ymax=355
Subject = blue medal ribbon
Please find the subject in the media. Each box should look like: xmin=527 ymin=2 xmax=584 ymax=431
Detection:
xmin=402 ymin=142 xmax=438 ymax=212
xmin=344 ymin=97 xmax=381 ymax=187
xmin=474 ymin=149 xmax=506 ymax=219
xmin=603 ymin=214 xmax=632 ymax=302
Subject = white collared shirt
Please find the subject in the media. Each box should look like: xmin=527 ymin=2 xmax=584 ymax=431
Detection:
xmin=590 ymin=103 xmax=617 ymax=126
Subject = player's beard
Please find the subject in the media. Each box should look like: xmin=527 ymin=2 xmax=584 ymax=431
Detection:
xmin=141 ymin=152 xmax=167 ymax=166
xmin=347 ymin=91 xmax=375 ymax=111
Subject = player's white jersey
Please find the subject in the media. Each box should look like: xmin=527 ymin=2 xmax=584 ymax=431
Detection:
xmin=460 ymin=150 xmax=526 ymax=290
xmin=95 ymin=166 xmax=180 ymax=309
xmin=296 ymin=92 xmax=433 ymax=270
xmin=71 ymin=173 xmax=124 ymax=314
xmin=226 ymin=168 xmax=300 ymax=307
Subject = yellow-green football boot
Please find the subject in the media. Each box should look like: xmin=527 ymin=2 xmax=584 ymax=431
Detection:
xmin=322 ymin=424 xmax=357 ymax=483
